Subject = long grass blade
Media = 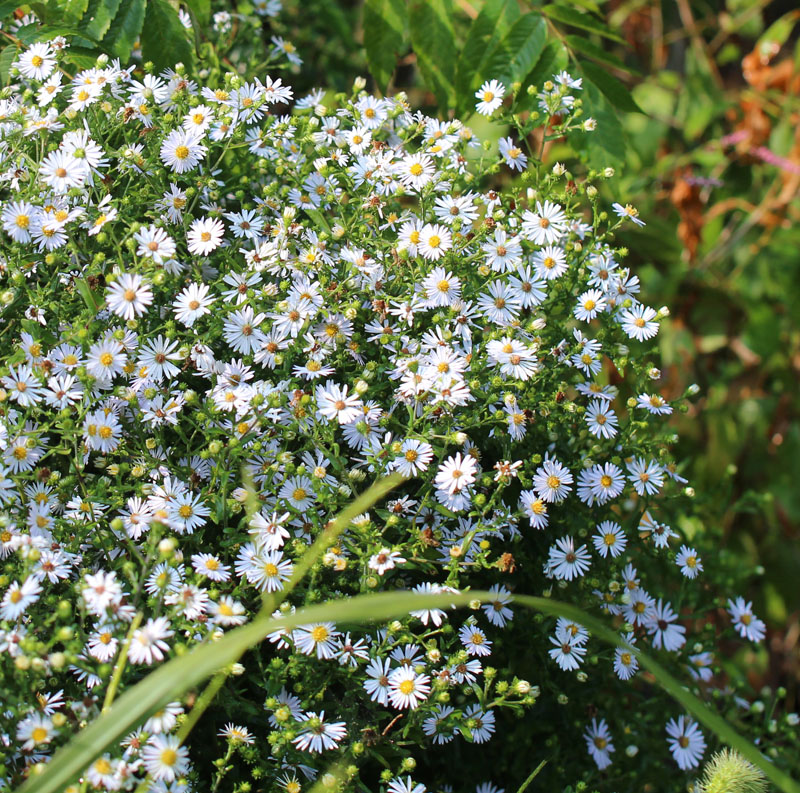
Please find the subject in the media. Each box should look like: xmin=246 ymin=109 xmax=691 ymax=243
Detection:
xmin=22 ymin=590 xmax=800 ymax=793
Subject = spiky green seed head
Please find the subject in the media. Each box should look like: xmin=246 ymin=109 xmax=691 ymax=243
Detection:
xmin=700 ymin=749 xmax=767 ymax=793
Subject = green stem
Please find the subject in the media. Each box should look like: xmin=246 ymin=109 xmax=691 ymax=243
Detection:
xmin=102 ymin=612 xmax=143 ymax=713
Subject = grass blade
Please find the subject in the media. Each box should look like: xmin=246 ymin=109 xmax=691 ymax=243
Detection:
xmin=23 ymin=590 xmax=800 ymax=793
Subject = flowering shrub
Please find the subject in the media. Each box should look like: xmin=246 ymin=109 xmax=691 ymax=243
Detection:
xmin=0 ymin=26 xmax=782 ymax=793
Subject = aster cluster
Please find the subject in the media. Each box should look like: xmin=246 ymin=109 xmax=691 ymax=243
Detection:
xmin=0 ymin=27 xmax=775 ymax=793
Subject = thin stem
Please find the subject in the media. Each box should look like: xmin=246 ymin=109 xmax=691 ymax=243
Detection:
xmin=102 ymin=612 xmax=143 ymax=713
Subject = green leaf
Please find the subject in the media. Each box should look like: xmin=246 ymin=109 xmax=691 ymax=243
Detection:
xmin=14 ymin=23 xmax=92 ymax=44
xmin=581 ymin=59 xmax=644 ymax=114
xmin=316 ymin=2 xmax=356 ymax=52
xmin=514 ymin=39 xmax=567 ymax=111
xmin=362 ymin=0 xmax=407 ymax=92
xmin=566 ymin=0 xmax=601 ymax=11
xmin=140 ymin=0 xmax=192 ymax=71
xmin=0 ymin=0 xmax=22 ymax=18
xmin=30 ymin=1 xmax=49 ymax=19
xmin=59 ymin=0 xmax=91 ymax=23
xmin=0 ymin=44 xmax=17 ymax=86
xmin=576 ymin=73 xmax=626 ymax=166
xmin=305 ymin=207 xmax=333 ymax=236
xmin=75 ymin=279 xmax=100 ymax=312
xmin=183 ymin=0 xmax=210 ymax=26
xmin=99 ymin=0 xmax=145 ymax=63
xmin=487 ymin=12 xmax=547 ymax=88
xmin=542 ymin=3 xmax=624 ymax=42
xmin=80 ymin=0 xmax=122 ymax=41
xmin=62 ymin=44 xmax=102 ymax=69
xmin=407 ymin=0 xmax=458 ymax=112
xmin=758 ymin=9 xmax=800 ymax=51
xmin=565 ymin=33 xmax=639 ymax=74
xmin=454 ymin=0 xmax=520 ymax=110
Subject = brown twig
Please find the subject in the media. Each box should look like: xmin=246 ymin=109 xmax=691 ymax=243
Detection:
xmin=381 ymin=713 xmax=404 ymax=736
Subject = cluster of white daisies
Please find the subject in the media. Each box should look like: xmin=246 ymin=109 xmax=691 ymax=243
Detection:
xmin=0 ymin=25 xmax=769 ymax=793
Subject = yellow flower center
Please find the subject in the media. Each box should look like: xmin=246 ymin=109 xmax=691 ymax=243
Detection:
xmin=160 ymin=748 xmax=178 ymax=766
xmin=32 ymin=727 xmax=48 ymax=743
xmin=311 ymin=626 xmax=329 ymax=642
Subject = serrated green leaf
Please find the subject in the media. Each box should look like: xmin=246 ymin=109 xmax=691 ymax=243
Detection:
xmin=486 ymin=12 xmax=547 ymax=88
xmin=0 ymin=1 xmax=21 ymax=19
xmin=581 ymin=59 xmax=644 ymax=114
xmin=565 ymin=33 xmax=640 ymax=74
xmin=30 ymin=1 xmax=49 ymax=19
xmin=59 ymin=0 xmax=91 ymax=23
xmin=14 ymin=23 xmax=91 ymax=44
xmin=140 ymin=0 xmax=192 ymax=71
xmin=542 ymin=3 xmax=624 ymax=42
xmin=454 ymin=0 xmax=520 ymax=111
xmin=0 ymin=44 xmax=17 ymax=86
xmin=514 ymin=39 xmax=567 ymax=111
xmin=408 ymin=0 xmax=457 ymax=112
xmin=99 ymin=0 xmax=145 ymax=63
xmin=13 ymin=23 xmax=42 ymax=44
xmin=362 ymin=0 xmax=407 ymax=92
xmin=80 ymin=0 xmax=122 ymax=41
xmin=62 ymin=44 xmax=103 ymax=69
